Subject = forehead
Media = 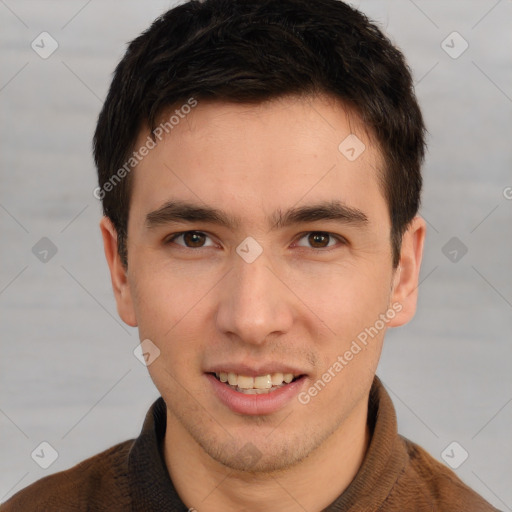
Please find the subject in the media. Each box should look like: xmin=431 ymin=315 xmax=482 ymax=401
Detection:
xmin=129 ymin=94 xmax=387 ymax=227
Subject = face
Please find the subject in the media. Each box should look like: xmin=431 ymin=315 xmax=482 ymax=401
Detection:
xmin=101 ymin=94 xmax=424 ymax=473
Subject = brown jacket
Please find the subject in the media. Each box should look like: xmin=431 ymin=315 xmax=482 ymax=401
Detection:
xmin=1 ymin=376 xmax=500 ymax=511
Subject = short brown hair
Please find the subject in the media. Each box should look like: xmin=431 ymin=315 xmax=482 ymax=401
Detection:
xmin=93 ymin=0 xmax=426 ymax=267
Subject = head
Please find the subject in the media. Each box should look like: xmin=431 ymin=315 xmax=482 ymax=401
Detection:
xmin=95 ymin=0 xmax=426 ymax=473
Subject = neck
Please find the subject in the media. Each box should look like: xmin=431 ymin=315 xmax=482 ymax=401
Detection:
xmin=163 ymin=398 xmax=370 ymax=512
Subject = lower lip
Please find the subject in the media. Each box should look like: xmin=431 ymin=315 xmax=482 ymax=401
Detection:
xmin=206 ymin=373 xmax=307 ymax=416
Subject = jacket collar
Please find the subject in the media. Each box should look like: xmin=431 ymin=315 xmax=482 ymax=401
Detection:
xmin=127 ymin=375 xmax=406 ymax=511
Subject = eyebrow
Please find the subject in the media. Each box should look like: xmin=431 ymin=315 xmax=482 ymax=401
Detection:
xmin=145 ymin=199 xmax=368 ymax=231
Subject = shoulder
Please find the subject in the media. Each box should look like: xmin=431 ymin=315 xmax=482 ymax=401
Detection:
xmin=386 ymin=435 xmax=500 ymax=512
xmin=1 ymin=440 xmax=134 ymax=512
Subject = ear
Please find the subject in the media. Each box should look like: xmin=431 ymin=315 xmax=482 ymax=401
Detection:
xmin=99 ymin=216 xmax=137 ymax=327
xmin=387 ymin=216 xmax=426 ymax=327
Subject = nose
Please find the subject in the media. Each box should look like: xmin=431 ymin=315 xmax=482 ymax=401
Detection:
xmin=215 ymin=249 xmax=294 ymax=346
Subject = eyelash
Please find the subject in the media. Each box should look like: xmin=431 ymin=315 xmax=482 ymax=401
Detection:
xmin=165 ymin=231 xmax=346 ymax=252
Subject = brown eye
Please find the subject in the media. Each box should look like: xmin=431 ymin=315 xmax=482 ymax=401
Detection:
xmin=295 ymin=231 xmax=343 ymax=250
xmin=308 ymin=232 xmax=330 ymax=248
xmin=182 ymin=231 xmax=206 ymax=247
xmin=167 ymin=231 xmax=214 ymax=248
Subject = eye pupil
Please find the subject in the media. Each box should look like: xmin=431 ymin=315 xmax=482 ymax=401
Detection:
xmin=173 ymin=231 xmax=337 ymax=250
xmin=184 ymin=231 xmax=205 ymax=247
xmin=309 ymin=232 xmax=329 ymax=248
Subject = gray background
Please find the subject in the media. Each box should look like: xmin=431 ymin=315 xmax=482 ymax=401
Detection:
xmin=1 ymin=0 xmax=511 ymax=508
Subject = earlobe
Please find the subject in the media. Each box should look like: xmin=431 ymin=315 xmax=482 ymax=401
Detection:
xmin=387 ymin=216 xmax=426 ymax=327
xmin=99 ymin=216 xmax=138 ymax=327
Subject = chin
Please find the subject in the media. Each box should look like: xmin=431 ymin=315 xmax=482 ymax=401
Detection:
xmin=187 ymin=419 xmax=334 ymax=475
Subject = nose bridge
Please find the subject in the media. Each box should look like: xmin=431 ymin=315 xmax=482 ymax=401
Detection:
xmin=216 ymin=246 xmax=293 ymax=344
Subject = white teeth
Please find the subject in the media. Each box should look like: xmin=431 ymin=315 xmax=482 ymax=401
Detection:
xmin=237 ymin=375 xmax=254 ymax=389
xmin=271 ymin=372 xmax=284 ymax=385
xmin=254 ymin=375 xmax=272 ymax=389
xmin=213 ymin=371 xmax=300 ymax=392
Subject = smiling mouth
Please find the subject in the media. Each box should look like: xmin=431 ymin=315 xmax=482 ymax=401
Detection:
xmin=210 ymin=372 xmax=303 ymax=394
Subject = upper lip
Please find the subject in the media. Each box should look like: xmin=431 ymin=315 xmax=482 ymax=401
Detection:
xmin=205 ymin=363 xmax=307 ymax=377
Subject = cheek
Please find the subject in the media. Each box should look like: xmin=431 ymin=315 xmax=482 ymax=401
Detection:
xmin=128 ymin=266 xmax=207 ymax=368
xmin=288 ymin=261 xmax=393 ymax=339
xmin=299 ymin=269 xmax=391 ymax=410
xmin=130 ymin=256 xmax=214 ymax=329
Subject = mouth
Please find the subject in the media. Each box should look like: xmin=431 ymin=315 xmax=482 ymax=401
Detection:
xmin=209 ymin=371 xmax=304 ymax=394
xmin=206 ymin=369 xmax=308 ymax=415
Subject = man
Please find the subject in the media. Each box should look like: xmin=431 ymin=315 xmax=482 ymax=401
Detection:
xmin=2 ymin=0 xmax=500 ymax=510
